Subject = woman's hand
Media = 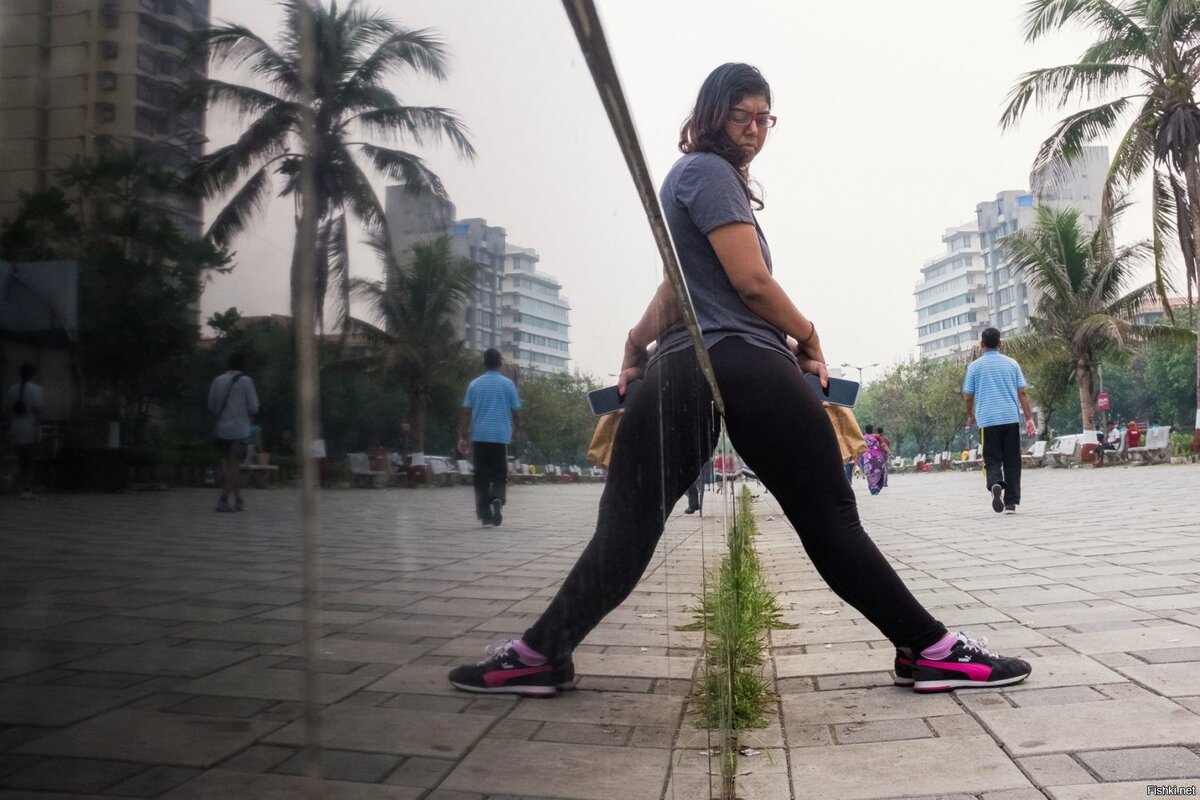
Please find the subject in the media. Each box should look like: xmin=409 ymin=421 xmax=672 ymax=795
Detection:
xmin=788 ymin=332 xmax=828 ymax=388
xmin=618 ymin=334 xmax=648 ymax=395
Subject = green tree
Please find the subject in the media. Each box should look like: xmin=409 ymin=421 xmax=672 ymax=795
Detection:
xmin=184 ymin=0 xmax=475 ymax=326
xmin=351 ymin=237 xmax=477 ymax=451
xmin=0 ymin=150 xmax=230 ymax=441
xmin=1025 ymin=356 xmax=1075 ymax=438
xmin=1002 ymin=205 xmax=1192 ymax=431
xmin=1000 ymin=0 xmax=1200 ymax=435
xmin=1145 ymin=309 xmax=1199 ymax=428
xmin=518 ymin=370 xmax=600 ymax=466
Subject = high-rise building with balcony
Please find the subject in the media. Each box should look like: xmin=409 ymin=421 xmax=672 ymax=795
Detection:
xmin=502 ymin=246 xmax=570 ymax=374
xmin=384 ymin=186 xmax=571 ymax=373
xmin=0 ymin=0 xmax=210 ymax=237
xmin=915 ymin=146 xmax=1108 ymax=358
xmin=914 ymin=223 xmax=987 ymax=359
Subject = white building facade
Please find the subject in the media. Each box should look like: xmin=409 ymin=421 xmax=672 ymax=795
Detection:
xmin=384 ymin=187 xmax=571 ymax=373
xmin=502 ymin=246 xmax=571 ymax=374
xmin=915 ymin=146 xmax=1108 ymax=358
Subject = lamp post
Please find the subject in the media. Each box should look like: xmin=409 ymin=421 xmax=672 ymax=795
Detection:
xmin=840 ymin=362 xmax=878 ymax=384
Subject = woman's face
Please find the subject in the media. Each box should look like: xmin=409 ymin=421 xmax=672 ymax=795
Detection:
xmin=723 ymin=93 xmax=771 ymax=164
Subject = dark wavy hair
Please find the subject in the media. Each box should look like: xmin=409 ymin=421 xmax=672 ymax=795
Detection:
xmin=679 ymin=63 xmax=772 ymax=209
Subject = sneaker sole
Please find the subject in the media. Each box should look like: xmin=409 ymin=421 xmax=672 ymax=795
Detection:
xmin=448 ymin=679 xmax=555 ymax=698
xmin=991 ymin=486 xmax=1004 ymax=513
xmin=914 ymin=672 xmax=1030 ymax=692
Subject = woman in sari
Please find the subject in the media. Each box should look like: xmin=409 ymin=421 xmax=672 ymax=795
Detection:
xmin=862 ymin=425 xmax=887 ymax=495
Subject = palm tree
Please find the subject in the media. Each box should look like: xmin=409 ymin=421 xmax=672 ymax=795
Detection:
xmin=1003 ymin=205 xmax=1192 ymax=432
xmin=184 ymin=0 xmax=475 ymax=325
xmin=999 ymin=0 xmax=1200 ymax=441
xmin=351 ymin=237 xmax=478 ymax=451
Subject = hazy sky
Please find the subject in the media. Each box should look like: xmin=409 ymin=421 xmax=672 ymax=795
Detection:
xmin=201 ymin=0 xmax=1151 ymax=380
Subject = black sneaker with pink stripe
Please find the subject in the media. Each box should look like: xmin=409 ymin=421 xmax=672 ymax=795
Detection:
xmin=449 ymin=640 xmax=560 ymax=698
xmin=912 ymin=632 xmax=1031 ymax=693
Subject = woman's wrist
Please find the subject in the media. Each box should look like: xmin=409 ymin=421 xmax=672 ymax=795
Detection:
xmin=797 ymin=320 xmax=817 ymax=345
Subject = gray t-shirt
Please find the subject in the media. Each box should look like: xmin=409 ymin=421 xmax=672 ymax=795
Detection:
xmin=652 ymin=152 xmax=792 ymax=364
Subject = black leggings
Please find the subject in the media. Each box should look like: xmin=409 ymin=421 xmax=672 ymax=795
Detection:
xmin=523 ymin=338 xmax=946 ymax=659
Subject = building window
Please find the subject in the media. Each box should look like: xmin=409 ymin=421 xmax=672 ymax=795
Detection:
xmin=95 ymin=102 xmax=117 ymax=123
xmin=97 ymin=71 xmax=117 ymax=90
xmin=137 ymin=45 xmax=157 ymax=72
xmin=135 ymin=106 xmax=161 ymax=134
xmin=100 ymin=40 xmax=119 ymax=59
xmin=140 ymin=0 xmax=157 ymax=10
xmin=137 ymin=76 xmax=157 ymax=103
xmin=138 ymin=16 xmax=158 ymax=42
xmin=101 ymin=3 xmax=119 ymax=29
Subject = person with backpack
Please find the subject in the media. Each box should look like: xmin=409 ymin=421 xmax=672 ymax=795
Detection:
xmin=207 ymin=353 xmax=259 ymax=512
xmin=7 ymin=362 xmax=43 ymax=500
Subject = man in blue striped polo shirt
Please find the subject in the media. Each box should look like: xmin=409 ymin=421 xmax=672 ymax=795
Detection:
xmin=459 ymin=349 xmax=522 ymax=527
xmin=963 ymin=328 xmax=1036 ymax=514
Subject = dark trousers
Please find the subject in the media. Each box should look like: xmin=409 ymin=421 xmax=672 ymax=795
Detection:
xmin=685 ymin=472 xmax=705 ymax=511
xmin=522 ymin=338 xmax=946 ymax=660
xmin=472 ymin=442 xmax=508 ymax=521
xmin=981 ymin=423 xmax=1022 ymax=506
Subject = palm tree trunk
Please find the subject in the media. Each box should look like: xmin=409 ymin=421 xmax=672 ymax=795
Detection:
xmin=1185 ymin=166 xmax=1200 ymax=451
xmin=1075 ymin=362 xmax=1096 ymax=432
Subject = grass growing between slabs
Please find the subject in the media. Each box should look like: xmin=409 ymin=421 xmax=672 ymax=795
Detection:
xmin=681 ymin=486 xmax=793 ymax=798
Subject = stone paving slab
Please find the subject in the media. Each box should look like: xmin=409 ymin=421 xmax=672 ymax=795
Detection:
xmin=3 ymin=466 xmax=1200 ymax=798
xmin=788 ymin=735 xmax=1032 ymax=798
xmin=976 ymin=688 xmax=1200 ymax=756
xmin=1048 ymin=780 xmax=1200 ymax=799
xmin=15 ymin=708 xmax=281 ymax=765
xmin=263 ymin=704 xmax=493 ymax=758
xmin=157 ymin=769 xmax=423 ymax=799
xmin=441 ymin=739 xmax=670 ymax=799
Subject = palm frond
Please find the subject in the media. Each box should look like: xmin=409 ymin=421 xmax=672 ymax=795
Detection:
xmin=1029 ymin=97 xmax=1134 ymax=191
xmin=346 ymin=28 xmax=451 ymax=90
xmin=1150 ymin=0 xmax=1200 ymax=43
xmin=349 ymin=105 xmax=476 ymax=159
xmin=1149 ymin=167 xmax=1181 ymax=305
xmin=1001 ymin=64 xmax=1133 ymax=129
xmin=203 ymin=163 xmax=273 ymax=246
xmin=355 ymin=143 xmax=447 ymax=198
xmin=177 ymin=79 xmax=294 ymax=122
xmin=1022 ymin=0 xmax=1146 ymax=44
xmin=191 ymin=24 xmax=300 ymax=97
xmin=184 ymin=106 xmax=295 ymax=199
xmin=338 ymin=156 xmax=389 ymax=232
xmin=323 ymin=214 xmax=352 ymax=331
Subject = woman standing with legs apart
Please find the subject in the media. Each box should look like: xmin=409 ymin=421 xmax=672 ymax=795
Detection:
xmin=448 ymin=64 xmax=1031 ymax=697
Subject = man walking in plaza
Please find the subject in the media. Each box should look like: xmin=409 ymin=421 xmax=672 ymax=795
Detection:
xmin=208 ymin=353 xmax=259 ymax=513
xmin=459 ymin=348 xmax=521 ymax=527
xmin=963 ymin=327 xmax=1036 ymax=514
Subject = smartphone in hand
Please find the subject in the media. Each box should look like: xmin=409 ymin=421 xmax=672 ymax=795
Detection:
xmin=587 ymin=380 xmax=641 ymax=416
xmin=804 ymin=373 xmax=860 ymax=408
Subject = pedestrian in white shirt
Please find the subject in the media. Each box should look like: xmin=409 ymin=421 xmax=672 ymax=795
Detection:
xmin=7 ymin=363 xmax=43 ymax=500
xmin=207 ymin=353 xmax=259 ymax=512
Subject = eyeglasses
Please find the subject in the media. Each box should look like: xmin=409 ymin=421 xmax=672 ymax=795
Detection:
xmin=727 ymin=109 xmax=777 ymax=128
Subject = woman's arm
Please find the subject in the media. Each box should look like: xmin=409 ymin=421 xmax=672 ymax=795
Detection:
xmin=708 ymin=222 xmax=827 ymax=377
xmin=617 ymin=279 xmax=680 ymax=393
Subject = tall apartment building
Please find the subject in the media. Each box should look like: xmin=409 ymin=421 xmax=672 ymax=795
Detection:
xmin=914 ymin=223 xmax=987 ymax=359
xmin=502 ymin=246 xmax=570 ymax=374
xmin=384 ymin=186 xmax=572 ymax=374
xmin=915 ymin=146 xmax=1108 ymax=359
xmin=0 ymin=0 xmax=209 ymax=236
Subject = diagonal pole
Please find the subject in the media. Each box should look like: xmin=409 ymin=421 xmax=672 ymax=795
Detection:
xmin=559 ymin=0 xmax=725 ymax=417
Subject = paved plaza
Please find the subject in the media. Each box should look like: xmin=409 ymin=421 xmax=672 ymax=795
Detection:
xmin=1 ymin=463 xmax=1200 ymax=799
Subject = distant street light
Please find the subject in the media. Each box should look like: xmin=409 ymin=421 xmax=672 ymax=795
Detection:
xmin=840 ymin=362 xmax=878 ymax=383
